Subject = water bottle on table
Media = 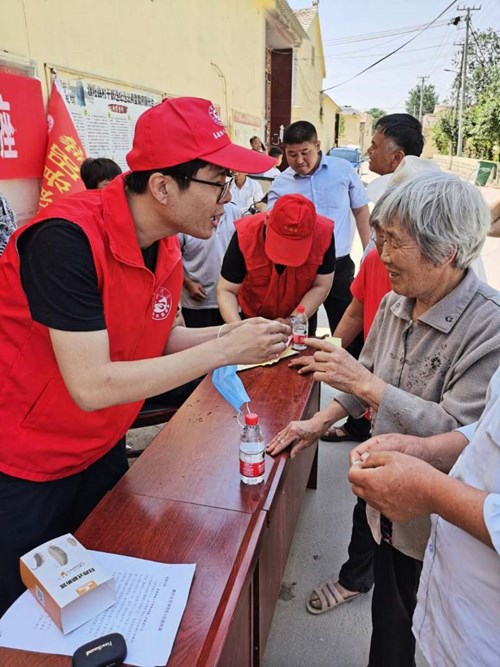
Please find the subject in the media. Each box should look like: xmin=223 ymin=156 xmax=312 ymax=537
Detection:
xmin=292 ymin=305 xmax=308 ymax=351
xmin=240 ymin=412 xmax=265 ymax=485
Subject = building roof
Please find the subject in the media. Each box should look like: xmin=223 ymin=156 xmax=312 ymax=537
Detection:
xmin=294 ymin=7 xmax=317 ymax=32
xmin=340 ymin=105 xmax=362 ymax=115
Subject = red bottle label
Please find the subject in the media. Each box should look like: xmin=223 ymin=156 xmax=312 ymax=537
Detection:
xmin=240 ymin=460 xmax=265 ymax=477
xmin=292 ymin=333 xmax=305 ymax=344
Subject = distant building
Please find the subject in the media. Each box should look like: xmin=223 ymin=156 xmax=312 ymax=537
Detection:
xmin=338 ymin=106 xmax=373 ymax=155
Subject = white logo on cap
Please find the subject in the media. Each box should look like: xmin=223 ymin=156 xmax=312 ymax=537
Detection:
xmin=208 ymin=105 xmax=224 ymax=127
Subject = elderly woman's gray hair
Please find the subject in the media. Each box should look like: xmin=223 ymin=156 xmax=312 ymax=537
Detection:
xmin=376 ymin=172 xmax=490 ymax=269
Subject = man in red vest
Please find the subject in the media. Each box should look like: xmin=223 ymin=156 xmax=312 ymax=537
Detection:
xmin=217 ymin=194 xmax=335 ymax=325
xmin=0 ymin=97 xmax=290 ymax=615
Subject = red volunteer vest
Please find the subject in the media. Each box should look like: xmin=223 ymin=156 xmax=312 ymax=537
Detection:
xmin=0 ymin=176 xmax=182 ymax=481
xmin=236 ymin=213 xmax=333 ymax=319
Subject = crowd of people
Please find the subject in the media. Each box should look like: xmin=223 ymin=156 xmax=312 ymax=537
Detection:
xmin=0 ymin=99 xmax=499 ymax=667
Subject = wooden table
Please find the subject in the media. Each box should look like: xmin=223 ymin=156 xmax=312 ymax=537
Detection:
xmin=0 ymin=355 xmax=320 ymax=666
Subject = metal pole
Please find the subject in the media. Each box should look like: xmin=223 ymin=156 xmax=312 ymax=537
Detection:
xmin=456 ymin=5 xmax=481 ymax=157
xmin=417 ymin=76 xmax=428 ymax=122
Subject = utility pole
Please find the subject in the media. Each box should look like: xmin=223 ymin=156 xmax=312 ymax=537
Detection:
xmin=456 ymin=5 xmax=481 ymax=157
xmin=417 ymin=75 xmax=429 ymax=122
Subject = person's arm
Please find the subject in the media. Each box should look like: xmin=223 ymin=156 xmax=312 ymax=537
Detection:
xmin=266 ymin=397 xmax=347 ymax=457
xmin=217 ymin=276 xmax=242 ymax=323
xmin=183 ymin=276 xmax=208 ymax=302
xmin=289 ymin=337 xmax=387 ymax=412
xmin=333 ymin=298 xmax=364 ymax=348
xmin=50 ymin=317 xmax=289 ymax=412
xmin=487 ymin=196 xmax=500 ymax=237
xmin=352 ymin=204 xmax=370 ymax=249
xmin=291 ymin=272 xmax=333 ymax=319
xmin=349 ymin=429 xmax=469 ymax=473
xmin=348 ymin=450 xmax=492 ymax=547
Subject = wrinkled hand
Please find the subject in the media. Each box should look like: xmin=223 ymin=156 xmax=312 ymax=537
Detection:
xmin=225 ymin=318 xmax=291 ymax=365
xmin=267 ymin=416 xmax=324 ymax=458
xmin=349 ymin=433 xmax=425 ymax=467
xmin=293 ymin=338 xmax=371 ymax=394
xmin=348 ymin=451 xmax=440 ymax=522
xmin=288 ymin=353 xmax=315 ymax=373
xmin=185 ymin=279 xmax=208 ymax=302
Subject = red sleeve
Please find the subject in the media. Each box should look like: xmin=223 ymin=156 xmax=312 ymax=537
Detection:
xmin=351 ymin=252 xmax=371 ymax=303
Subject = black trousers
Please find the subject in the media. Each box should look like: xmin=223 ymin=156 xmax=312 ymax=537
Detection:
xmin=368 ymin=540 xmax=423 ymax=667
xmin=0 ymin=439 xmax=128 ymax=617
xmin=338 ymin=497 xmax=376 ymax=594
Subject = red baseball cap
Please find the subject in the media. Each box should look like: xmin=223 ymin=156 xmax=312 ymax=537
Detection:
xmin=127 ymin=97 xmax=275 ymax=173
xmin=265 ymin=194 xmax=317 ymax=267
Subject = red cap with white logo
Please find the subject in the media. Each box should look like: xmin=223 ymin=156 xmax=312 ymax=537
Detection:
xmin=265 ymin=194 xmax=318 ymax=267
xmin=127 ymin=97 xmax=274 ymax=174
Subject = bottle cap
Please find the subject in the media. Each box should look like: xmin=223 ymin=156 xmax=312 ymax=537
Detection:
xmin=245 ymin=412 xmax=259 ymax=425
xmin=297 ymin=305 xmax=305 ymax=313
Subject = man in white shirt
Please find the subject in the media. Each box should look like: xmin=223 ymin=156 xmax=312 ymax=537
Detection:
xmin=267 ymin=120 xmax=370 ymax=343
xmin=348 ymin=365 xmax=500 ymax=667
xmin=230 ymin=172 xmax=265 ymax=216
xmin=179 ymin=202 xmax=240 ymax=327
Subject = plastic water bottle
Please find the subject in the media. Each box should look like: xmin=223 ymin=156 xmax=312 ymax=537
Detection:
xmin=239 ymin=413 xmax=265 ymax=485
xmin=292 ymin=305 xmax=308 ymax=351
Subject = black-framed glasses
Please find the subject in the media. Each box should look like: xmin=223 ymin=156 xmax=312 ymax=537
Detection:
xmin=180 ymin=175 xmax=233 ymax=203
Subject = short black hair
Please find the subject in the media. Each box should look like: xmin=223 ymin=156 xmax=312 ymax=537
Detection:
xmin=375 ymin=114 xmax=424 ymax=157
xmin=283 ymin=121 xmax=318 ymax=145
xmin=268 ymin=146 xmax=283 ymax=158
xmin=80 ymin=157 xmax=122 ymax=189
xmin=124 ymin=158 xmax=210 ymax=194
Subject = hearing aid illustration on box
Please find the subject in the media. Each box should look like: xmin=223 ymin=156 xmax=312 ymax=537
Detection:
xmin=29 ymin=537 xmax=79 ymax=570
xmin=20 ymin=534 xmax=116 ymax=634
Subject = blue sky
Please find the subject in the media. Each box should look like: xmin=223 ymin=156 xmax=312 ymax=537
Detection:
xmin=287 ymin=0 xmax=500 ymax=113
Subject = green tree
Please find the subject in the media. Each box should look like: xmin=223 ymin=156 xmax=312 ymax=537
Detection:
xmin=365 ymin=107 xmax=386 ymax=131
xmin=450 ymin=28 xmax=500 ymax=106
xmin=432 ymin=109 xmax=458 ymax=154
xmin=405 ymin=83 xmax=438 ymax=117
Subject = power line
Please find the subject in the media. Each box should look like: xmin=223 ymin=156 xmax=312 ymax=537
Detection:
xmin=321 ymin=1 xmax=459 ymax=93
xmin=322 ymin=19 xmax=451 ymax=46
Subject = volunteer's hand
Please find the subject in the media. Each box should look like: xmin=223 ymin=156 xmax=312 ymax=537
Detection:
xmin=348 ymin=451 xmax=439 ymax=521
xmin=185 ymin=279 xmax=208 ymax=302
xmin=224 ymin=318 xmax=291 ymax=365
xmin=267 ymin=415 xmax=324 ymax=458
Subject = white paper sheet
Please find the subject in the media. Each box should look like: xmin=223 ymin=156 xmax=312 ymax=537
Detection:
xmin=0 ymin=551 xmax=196 ymax=667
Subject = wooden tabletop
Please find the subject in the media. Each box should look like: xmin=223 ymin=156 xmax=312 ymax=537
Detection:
xmin=0 ymin=354 xmax=319 ymax=666
xmin=120 ymin=356 xmax=317 ymax=514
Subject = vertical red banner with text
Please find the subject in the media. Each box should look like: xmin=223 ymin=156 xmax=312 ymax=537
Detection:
xmin=0 ymin=72 xmax=46 ymax=179
xmin=38 ymin=79 xmax=87 ymax=209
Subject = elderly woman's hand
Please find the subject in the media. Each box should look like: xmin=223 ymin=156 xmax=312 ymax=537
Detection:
xmin=267 ymin=415 xmax=325 ymax=458
xmin=298 ymin=338 xmax=373 ymax=395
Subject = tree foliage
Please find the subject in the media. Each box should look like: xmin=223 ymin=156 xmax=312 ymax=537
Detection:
xmin=405 ymin=83 xmax=438 ymax=117
xmin=365 ymin=107 xmax=385 ymax=131
xmin=434 ymin=28 xmax=500 ymax=160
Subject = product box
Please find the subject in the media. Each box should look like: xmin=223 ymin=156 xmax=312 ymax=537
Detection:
xmin=20 ymin=533 xmax=116 ymax=634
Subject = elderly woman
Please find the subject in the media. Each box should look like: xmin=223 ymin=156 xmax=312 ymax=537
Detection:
xmin=267 ymin=172 xmax=500 ymax=667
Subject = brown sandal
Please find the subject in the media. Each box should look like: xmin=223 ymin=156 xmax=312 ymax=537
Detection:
xmin=306 ymin=579 xmax=362 ymax=615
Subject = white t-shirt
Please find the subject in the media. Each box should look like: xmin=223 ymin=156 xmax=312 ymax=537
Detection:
xmin=230 ymin=178 xmax=264 ymax=216
xmin=413 ymin=365 xmax=500 ymax=667
xmin=178 ymin=202 xmax=240 ymax=310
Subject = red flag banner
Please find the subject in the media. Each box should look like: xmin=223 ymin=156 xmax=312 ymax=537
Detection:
xmin=38 ymin=79 xmax=87 ymax=209
xmin=0 ymin=72 xmax=46 ymax=179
